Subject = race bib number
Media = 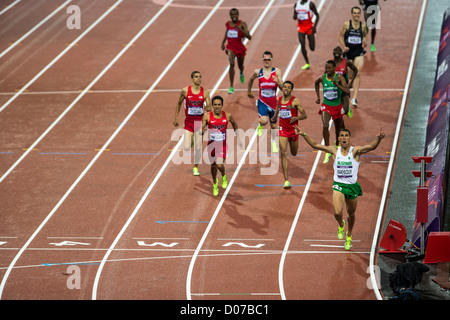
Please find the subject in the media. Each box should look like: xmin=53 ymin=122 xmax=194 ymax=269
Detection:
xmin=210 ymin=131 xmax=225 ymax=141
xmin=261 ymin=88 xmax=275 ymax=98
xmin=337 ymin=168 xmax=353 ymax=178
xmin=279 ymin=109 xmax=292 ymax=119
xmin=188 ymin=107 xmax=203 ymax=116
xmin=297 ymin=11 xmax=309 ymax=21
xmin=324 ymin=89 xmax=338 ymax=101
xmin=347 ymin=35 xmax=361 ymax=45
xmin=337 ymin=161 xmax=353 ymax=178
xmin=227 ymin=29 xmax=238 ymax=39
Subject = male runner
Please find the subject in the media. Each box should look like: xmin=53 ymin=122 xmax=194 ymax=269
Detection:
xmin=359 ymin=0 xmax=386 ymax=52
xmin=315 ymin=60 xmax=349 ymax=163
xmin=333 ymin=46 xmax=358 ymax=118
xmin=295 ymin=126 xmax=385 ymax=250
xmin=248 ymin=51 xmax=283 ymax=153
xmin=272 ymin=81 xmax=307 ymax=189
xmin=221 ymin=8 xmax=252 ymax=94
xmin=339 ymin=6 xmax=367 ymax=108
xmin=202 ymin=95 xmax=240 ymax=196
xmin=174 ymin=71 xmax=211 ymax=176
xmin=293 ymin=0 xmax=320 ymax=70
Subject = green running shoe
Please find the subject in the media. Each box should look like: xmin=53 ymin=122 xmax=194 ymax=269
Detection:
xmin=271 ymin=142 xmax=278 ymax=153
xmin=347 ymin=104 xmax=353 ymax=118
xmin=213 ymin=178 xmax=219 ymax=196
xmin=257 ymin=124 xmax=263 ymax=137
xmin=240 ymin=72 xmax=245 ymax=83
xmin=301 ymin=63 xmax=310 ymax=70
xmin=222 ymin=174 xmax=228 ymax=189
xmin=228 ymin=87 xmax=234 ymax=94
xmin=338 ymin=220 xmax=345 ymax=240
xmin=323 ymin=152 xmax=331 ymax=164
xmin=283 ymin=181 xmax=291 ymax=189
xmin=371 ymin=44 xmax=376 ymax=52
xmin=193 ymin=167 xmax=200 ymax=176
xmin=344 ymin=232 xmax=352 ymax=250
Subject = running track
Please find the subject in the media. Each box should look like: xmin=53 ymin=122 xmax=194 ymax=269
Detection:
xmin=0 ymin=0 xmax=425 ymax=300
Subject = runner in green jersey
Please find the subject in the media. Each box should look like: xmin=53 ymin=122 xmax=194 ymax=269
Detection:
xmin=315 ymin=60 xmax=349 ymax=163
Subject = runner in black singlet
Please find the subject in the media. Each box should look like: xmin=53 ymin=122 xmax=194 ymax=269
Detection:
xmin=339 ymin=6 xmax=367 ymax=108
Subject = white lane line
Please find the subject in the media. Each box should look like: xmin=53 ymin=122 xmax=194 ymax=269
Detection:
xmin=186 ymin=0 xmax=327 ymax=300
xmin=369 ymin=0 xmax=429 ymax=301
xmin=0 ymin=0 xmax=164 ymax=184
xmin=0 ymin=0 xmax=72 ymax=58
xmin=0 ymin=0 xmax=123 ymax=113
xmin=0 ymin=0 xmax=172 ymax=299
xmin=185 ymin=0 xmax=277 ymax=301
xmin=277 ymin=0 xmax=328 ymax=301
xmin=91 ymin=0 xmax=225 ymax=300
xmin=0 ymin=0 xmax=21 ymax=16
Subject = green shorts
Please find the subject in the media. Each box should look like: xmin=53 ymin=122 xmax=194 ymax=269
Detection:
xmin=332 ymin=181 xmax=363 ymax=200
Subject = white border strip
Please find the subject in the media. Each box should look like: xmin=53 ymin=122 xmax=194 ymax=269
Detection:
xmin=369 ymin=0 xmax=429 ymax=300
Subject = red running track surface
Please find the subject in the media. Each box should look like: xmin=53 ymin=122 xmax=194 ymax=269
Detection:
xmin=0 ymin=0 xmax=424 ymax=300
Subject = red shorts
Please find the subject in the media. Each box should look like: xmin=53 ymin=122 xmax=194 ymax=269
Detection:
xmin=297 ymin=21 xmax=314 ymax=35
xmin=279 ymin=125 xmax=298 ymax=142
xmin=226 ymin=43 xmax=246 ymax=58
xmin=207 ymin=141 xmax=226 ymax=164
xmin=319 ymin=103 xmax=344 ymax=120
xmin=184 ymin=117 xmax=203 ymax=133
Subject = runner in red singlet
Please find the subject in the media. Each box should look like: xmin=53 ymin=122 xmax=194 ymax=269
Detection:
xmin=174 ymin=71 xmax=211 ymax=176
xmin=221 ymin=8 xmax=251 ymax=94
xmin=202 ymin=95 xmax=240 ymax=196
xmin=293 ymin=0 xmax=320 ymax=70
xmin=272 ymin=81 xmax=307 ymax=188
xmin=247 ymin=51 xmax=283 ymax=153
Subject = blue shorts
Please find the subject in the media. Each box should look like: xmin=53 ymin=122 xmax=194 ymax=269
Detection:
xmin=257 ymin=99 xmax=277 ymax=123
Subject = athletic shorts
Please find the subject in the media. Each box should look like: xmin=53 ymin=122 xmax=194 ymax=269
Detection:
xmin=319 ymin=103 xmax=345 ymax=120
xmin=257 ymin=99 xmax=277 ymax=123
xmin=297 ymin=21 xmax=314 ymax=35
xmin=226 ymin=43 xmax=246 ymax=58
xmin=184 ymin=117 xmax=203 ymax=133
xmin=207 ymin=141 xmax=226 ymax=164
xmin=344 ymin=47 xmax=366 ymax=61
xmin=332 ymin=181 xmax=363 ymax=200
xmin=279 ymin=127 xmax=298 ymax=141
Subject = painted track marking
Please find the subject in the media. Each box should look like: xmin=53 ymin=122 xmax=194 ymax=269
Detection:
xmin=0 ymin=0 xmax=20 ymax=16
xmin=91 ymin=0 xmax=226 ymax=300
xmin=0 ymin=0 xmax=126 ymax=183
xmin=0 ymin=0 xmax=72 ymax=58
xmin=0 ymin=0 xmax=123 ymax=114
xmin=0 ymin=0 xmax=172 ymax=299
xmin=185 ymin=0 xmax=279 ymax=300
